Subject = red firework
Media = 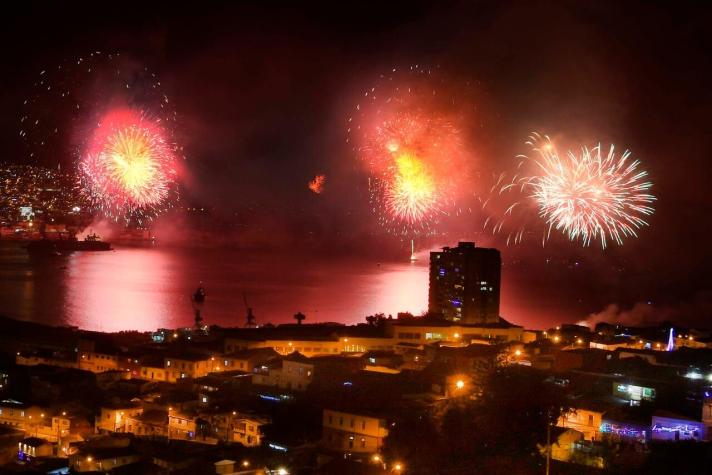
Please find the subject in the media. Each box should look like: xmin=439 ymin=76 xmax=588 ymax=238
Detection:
xmin=80 ymin=108 xmax=178 ymax=220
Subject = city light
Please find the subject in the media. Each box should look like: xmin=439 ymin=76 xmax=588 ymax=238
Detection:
xmin=394 ymin=462 xmax=404 ymax=472
xmin=455 ymin=379 xmax=465 ymax=390
xmin=514 ymin=349 xmax=522 ymax=356
xmin=242 ymin=460 xmax=250 ymax=467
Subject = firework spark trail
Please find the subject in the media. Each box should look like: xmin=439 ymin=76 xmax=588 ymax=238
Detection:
xmin=80 ymin=109 xmax=178 ymax=222
xmin=349 ymin=66 xmax=471 ymax=237
xmin=486 ymin=132 xmax=656 ymax=248
xmin=308 ymin=174 xmax=326 ymax=194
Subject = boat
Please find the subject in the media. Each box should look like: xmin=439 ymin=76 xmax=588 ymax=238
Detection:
xmin=27 ymin=233 xmax=112 ymax=254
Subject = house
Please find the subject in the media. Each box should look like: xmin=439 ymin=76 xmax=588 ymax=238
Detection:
xmin=651 ymin=410 xmax=706 ymax=441
xmin=557 ymin=401 xmax=608 ymax=441
xmin=361 ymin=351 xmax=403 ymax=368
xmin=95 ymin=402 xmax=143 ymax=433
xmin=0 ymin=399 xmax=50 ymax=432
xmin=124 ymin=410 xmax=168 ymax=437
xmin=200 ymin=410 xmax=269 ymax=446
xmin=18 ymin=436 xmax=54 ymax=461
xmin=539 ymin=427 xmax=583 ymax=463
xmin=599 ymin=406 xmax=653 ymax=443
xmin=69 ymin=446 xmax=141 ymax=472
xmin=78 ymin=350 xmax=120 ymax=373
xmin=612 ymin=381 xmax=656 ymax=403
xmin=168 ymin=409 xmax=198 ymax=441
xmin=164 ymin=353 xmax=215 ymax=382
xmin=222 ymin=348 xmax=280 ymax=372
xmin=321 ymin=409 xmax=389 ymax=454
xmin=252 ymin=352 xmax=314 ymax=391
xmin=231 ymin=415 xmax=268 ymax=447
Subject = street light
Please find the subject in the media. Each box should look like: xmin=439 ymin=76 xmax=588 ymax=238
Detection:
xmin=514 ymin=349 xmax=522 ymax=357
xmin=455 ymin=379 xmax=465 ymax=390
xmin=393 ymin=462 xmax=404 ymax=472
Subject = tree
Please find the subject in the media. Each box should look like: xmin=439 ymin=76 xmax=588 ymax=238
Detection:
xmin=382 ymin=410 xmax=441 ymax=474
xmin=294 ymin=312 xmax=306 ymax=325
xmin=440 ymin=366 xmax=570 ymax=466
xmin=365 ymin=313 xmax=386 ymax=326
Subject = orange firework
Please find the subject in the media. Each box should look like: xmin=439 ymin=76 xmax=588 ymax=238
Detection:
xmin=362 ymin=110 xmax=463 ymax=235
xmin=349 ymin=66 xmax=472 ymax=236
xmin=308 ymin=174 xmax=326 ymax=194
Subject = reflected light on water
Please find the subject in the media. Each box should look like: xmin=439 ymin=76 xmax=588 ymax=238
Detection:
xmin=66 ymin=248 xmax=177 ymax=331
xmin=59 ymin=247 xmax=430 ymax=331
xmin=2 ymin=243 xmax=433 ymax=332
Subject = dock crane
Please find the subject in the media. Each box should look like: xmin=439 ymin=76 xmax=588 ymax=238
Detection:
xmin=243 ymin=293 xmax=257 ymax=328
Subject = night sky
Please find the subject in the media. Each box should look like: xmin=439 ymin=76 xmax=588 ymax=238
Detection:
xmin=1 ymin=1 xmax=711 ymax=328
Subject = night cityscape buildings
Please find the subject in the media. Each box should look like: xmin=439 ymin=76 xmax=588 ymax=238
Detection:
xmin=428 ymin=242 xmax=502 ymax=324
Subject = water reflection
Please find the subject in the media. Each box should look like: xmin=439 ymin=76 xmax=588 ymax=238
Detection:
xmin=1 ymin=243 xmax=430 ymax=332
xmin=65 ymin=248 xmax=178 ymax=332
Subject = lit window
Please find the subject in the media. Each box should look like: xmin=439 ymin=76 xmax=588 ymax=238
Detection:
xmin=166 ymin=360 xmax=171 ymax=367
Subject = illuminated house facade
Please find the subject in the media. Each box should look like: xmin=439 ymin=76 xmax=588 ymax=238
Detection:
xmin=651 ymin=411 xmax=706 ymax=441
xmin=612 ymin=382 xmax=656 ymax=404
xmin=321 ymin=409 xmax=389 ymax=454
xmin=164 ymin=354 xmax=214 ymax=382
xmin=558 ymin=404 xmax=605 ymax=441
xmin=252 ymin=353 xmax=314 ymax=391
xmin=95 ymin=404 xmax=143 ymax=433
xmin=428 ymin=242 xmax=501 ymax=324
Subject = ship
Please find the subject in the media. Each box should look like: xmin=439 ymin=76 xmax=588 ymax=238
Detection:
xmin=26 ymin=233 xmax=112 ymax=254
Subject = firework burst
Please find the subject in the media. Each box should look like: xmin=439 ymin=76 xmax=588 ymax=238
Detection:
xmin=485 ymin=133 xmax=656 ymax=248
xmin=80 ymin=109 xmax=178 ymax=222
xmin=308 ymin=174 xmax=326 ymax=194
xmin=20 ymin=51 xmax=181 ymax=223
xmin=349 ymin=66 xmax=471 ymax=237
